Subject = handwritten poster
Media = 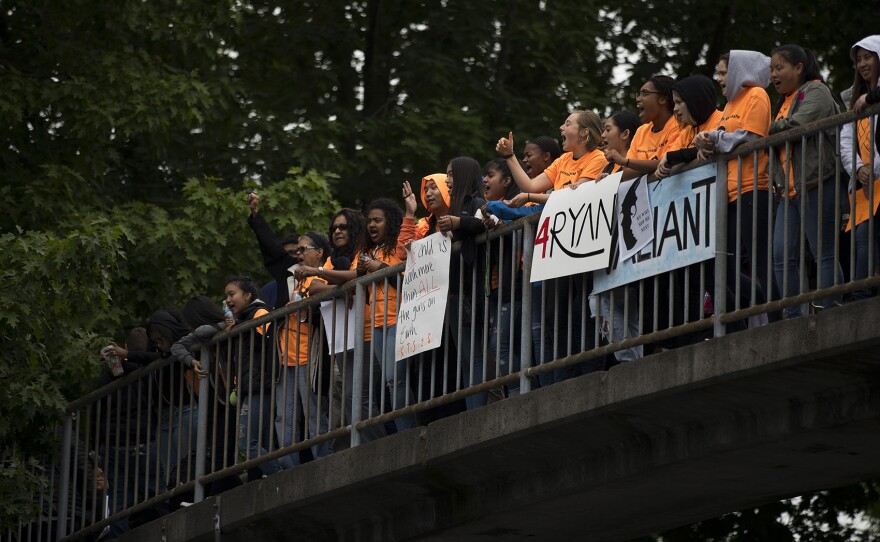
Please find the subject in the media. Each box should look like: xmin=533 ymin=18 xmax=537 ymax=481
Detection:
xmin=530 ymin=173 xmax=621 ymax=282
xmin=616 ymin=175 xmax=654 ymax=263
xmin=593 ymin=164 xmax=717 ymax=293
xmin=395 ymin=232 xmax=451 ymax=361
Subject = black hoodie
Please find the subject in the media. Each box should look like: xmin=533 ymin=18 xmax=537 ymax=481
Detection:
xmin=148 ymin=309 xmax=193 ymax=407
xmin=666 ymin=75 xmax=718 ymax=166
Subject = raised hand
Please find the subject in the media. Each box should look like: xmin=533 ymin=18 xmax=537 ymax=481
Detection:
xmin=402 ymin=181 xmax=417 ymax=217
xmin=496 ymin=132 xmax=515 ymax=157
xmin=248 ymin=192 xmax=260 ymax=215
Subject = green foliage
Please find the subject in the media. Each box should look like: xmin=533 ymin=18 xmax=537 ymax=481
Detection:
xmin=628 ymin=480 xmax=880 ymax=542
xmin=1 ymin=0 xmax=875 ymax=535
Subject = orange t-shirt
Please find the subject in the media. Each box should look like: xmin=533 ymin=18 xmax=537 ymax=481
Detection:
xmin=364 ymin=246 xmax=403 ymax=328
xmin=279 ymin=275 xmax=327 ymax=366
xmin=775 ymin=92 xmax=798 ymax=197
xmin=666 ymin=110 xmax=723 ymax=153
xmin=627 ymin=115 xmax=681 ymax=162
xmin=849 ymin=117 xmax=880 ymax=230
xmin=544 ymin=148 xmax=608 ymax=191
xmin=719 ymin=86 xmax=770 ymax=201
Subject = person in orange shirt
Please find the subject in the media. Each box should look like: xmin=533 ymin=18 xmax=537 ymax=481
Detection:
xmin=695 ymin=50 xmax=775 ymax=319
xmin=599 ymin=111 xmax=640 ymax=178
xmin=359 ymin=197 xmax=416 ymax=430
xmin=521 ymin=136 xmax=563 ymax=179
xmin=842 ymin=36 xmax=880 ymax=300
xmin=295 ymin=209 xmax=387 ymax=443
xmin=494 ymin=110 xmax=608 ymax=206
xmin=399 ymin=173 xmax=450 ymax=247
xmin=606 ymin=75 xmax=679 ymax=177
xmin=655 ymin=75 xmax=723 ymax=178
xmin=769 ymin=45 xmax=843 ymax=316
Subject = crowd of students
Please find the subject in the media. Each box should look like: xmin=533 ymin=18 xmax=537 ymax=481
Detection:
xmin=82 ymin=37 xmax=880 ymax=539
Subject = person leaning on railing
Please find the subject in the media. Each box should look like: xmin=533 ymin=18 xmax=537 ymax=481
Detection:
xmin=842 ymin=35 xmax=880 ymax=300
xmin=359 ymin=197 xmax=417 ymax=429
xmin=222 ymin=276 xmax=282 ymax=480
xmin=147 ymin=308 xmax=203 ymax=487
xmin=695 ymin=50 xmax=775 ymax=323
xmin=437 ymin=156 xmax=489 ymax=408
xmin=479 ymin=158 xmax=524 ymax=397
xmin=768 ymin=44 xmax=844 ymax=316
xmin=296 ymin=208 xmax=388 ymax=444
xmin=495 ymin=112 xmax=607 ymax=380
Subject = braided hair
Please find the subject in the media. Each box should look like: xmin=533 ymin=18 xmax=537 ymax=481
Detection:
xmin=649 ymin=75 xmax=676 ymax=113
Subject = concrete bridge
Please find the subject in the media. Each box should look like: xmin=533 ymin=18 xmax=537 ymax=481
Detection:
xmin=123 ymin=296 xmax=880 ymax=542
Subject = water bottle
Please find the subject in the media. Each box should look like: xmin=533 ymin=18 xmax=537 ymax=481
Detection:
xmin=292 ymin=291 xmax=307 ymax=323
xmin=223 ymin=303 xmax=233 ymax=320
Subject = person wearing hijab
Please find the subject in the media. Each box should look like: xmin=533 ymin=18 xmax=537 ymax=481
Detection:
xmin=655 ymin=75 xmax=723 ymax=177
xmin=842 ymin=35 xmax=880 ymax=300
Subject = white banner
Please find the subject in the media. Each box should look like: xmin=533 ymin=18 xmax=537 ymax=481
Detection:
xmin=616 ymin=175 xmax=654 ymax=263
xmin=593 ymin=164 xmax=717 ymax=293
xmin=319 ymin=299 xmax=356 ymax=354
xmin=395 ymin=232 xmax=452 ymax=361
xmin=530 ymin=173 xmax=621 ymax=282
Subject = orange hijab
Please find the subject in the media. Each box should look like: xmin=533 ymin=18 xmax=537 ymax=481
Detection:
xmin=416 ymin=173 xmax=451 ymax=238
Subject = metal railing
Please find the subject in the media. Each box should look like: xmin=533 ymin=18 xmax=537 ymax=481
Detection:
xmin=8 ymin=102 xmax=880 ymax=542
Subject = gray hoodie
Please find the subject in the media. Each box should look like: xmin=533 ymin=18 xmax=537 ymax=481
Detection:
xmin=709 ymin=50 xmax=771 ymax=152
xmin=841 ymin=35 xmax=880 ymax=189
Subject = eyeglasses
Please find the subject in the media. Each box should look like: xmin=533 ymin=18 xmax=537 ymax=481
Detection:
xmin=291 ymin=246 xmax=318 ymax=255
xmin=330 ymin=223 xmax=350 ymax=232
xmin=636 ymin=90 xmax=661 ymax=98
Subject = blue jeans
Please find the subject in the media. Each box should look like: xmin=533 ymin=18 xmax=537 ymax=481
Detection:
xmin=296 ymin=360 xmax=333 ymax=458
xmin=853 ymin=218 xmax=880 ymax=299
xmin=489 ymin=294 xmax=521 ymax=396
xmin=773 ymin=179 xmax=844 ymax=317
xmin=275 ymin=363 xmax=333 ymax=469
xmin=336 ymin=348 xmax=387 ymax=442
xmin=238 ymin=391 xmax=282 ymax=477
xmin=157 ymin=403 xmax=195 ymax=486
xmin=373 ymin=324 xmax=416 ymax=430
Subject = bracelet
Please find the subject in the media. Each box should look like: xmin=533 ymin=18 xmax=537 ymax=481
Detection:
xmin=526 ymin=193 xmax=530 ymax=202
xmin=625 ymin=158 xmax=630 ymax=168
xmin=502 ymin=153 xmax=514 ymax=159
xmin=318 ymin=266 xmax=324 ymax=278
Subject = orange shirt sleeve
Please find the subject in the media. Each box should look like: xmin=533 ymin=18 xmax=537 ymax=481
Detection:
xmin=253 ymin=308 xmax=270 ymax=335
xmin=398 ymin=217 xmax=417 ymax=260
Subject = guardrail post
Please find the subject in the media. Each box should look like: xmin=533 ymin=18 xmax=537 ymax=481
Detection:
xmin=194 ymin=346 xmax=210 ymax=503
xmin=520 ymin=221 xmax=534 ymax=394
xmin=56 ymin=413 xmax=73 ymax=539
xmin=351 ymin=285 xmax=366 ymax=447
xmin=714 ymin=157 xmax=728 ymax=338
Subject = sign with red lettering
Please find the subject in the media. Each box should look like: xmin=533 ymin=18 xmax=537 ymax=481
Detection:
xmin=395 ymin=232 xmax=451 ymax=361
xmin=530 ymin=173 xmax=621 ymax=282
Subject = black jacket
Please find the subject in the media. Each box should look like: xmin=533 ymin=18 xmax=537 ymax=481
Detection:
xmin=450 ymin=192 xmax=487 ymax=299
xmin=233 ymin=301 xmax=276 ymax=397
xmin=248 ymin=212 xmax=298 ymax=307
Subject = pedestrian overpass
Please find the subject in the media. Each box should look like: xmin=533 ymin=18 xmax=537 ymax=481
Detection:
xmin=121 ymin=296 xmax=880 ymax=542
